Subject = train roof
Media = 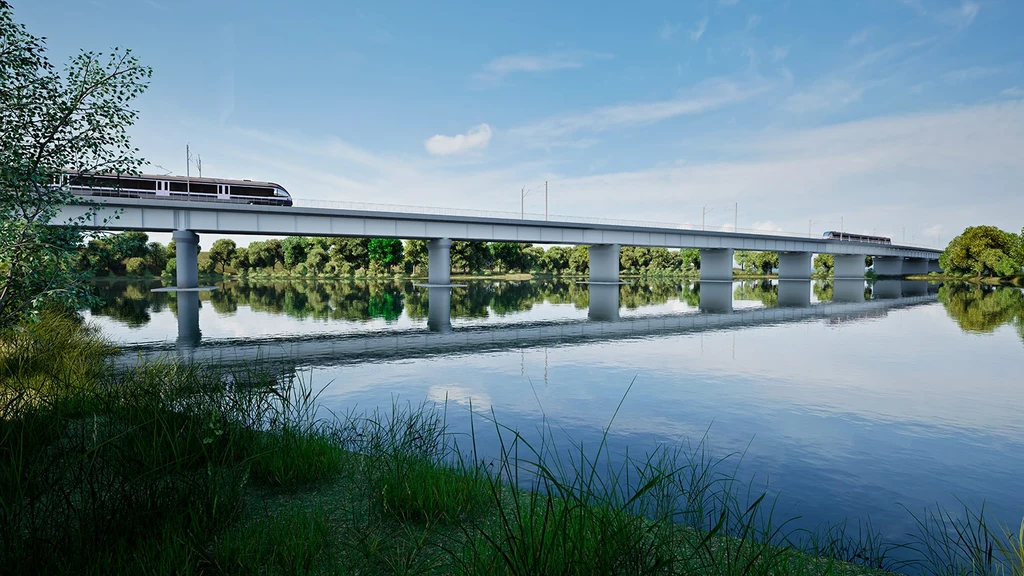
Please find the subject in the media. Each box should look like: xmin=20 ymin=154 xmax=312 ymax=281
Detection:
xmin=64 ymin=170 xmax=286 ymax=190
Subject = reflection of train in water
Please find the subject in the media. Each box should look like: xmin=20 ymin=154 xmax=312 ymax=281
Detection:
xmin=822 ymin=230 xmax=891 ymax=245
xmin=61 ymin=172 xmax=293 ymax=206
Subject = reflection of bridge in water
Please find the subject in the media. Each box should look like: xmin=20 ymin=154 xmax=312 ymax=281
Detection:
xmin=129 ymin=280 xmax=938 ymax=367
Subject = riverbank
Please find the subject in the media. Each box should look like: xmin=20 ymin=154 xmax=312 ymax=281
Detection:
xmin=3 ymin=314 xmax=1021 ymax=574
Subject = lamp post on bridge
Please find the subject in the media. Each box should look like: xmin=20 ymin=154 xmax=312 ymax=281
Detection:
xmin=808 ymin=219 xmax=818 ymax=238
xmin=521 ymin=186 xmax=531 ymax=220
xmin=702 ymin=205 xmax=713 ymax=231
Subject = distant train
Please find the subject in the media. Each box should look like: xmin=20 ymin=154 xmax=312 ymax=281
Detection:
xmin=822 ymin=230 xmax=891 ymax=245
xmin=60 ymin=172 xmax=293 ymax=206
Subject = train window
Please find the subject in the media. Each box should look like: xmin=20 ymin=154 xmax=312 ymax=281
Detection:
xmin=121 ymin=178 xmax=156 ymax=190
xmin=169 ymin=181 xmax=217 ymax=193
xmin=230 ymin=185 xmax=275 ymax=197
xmin=88 ymin=176 xmax=120 ymax=188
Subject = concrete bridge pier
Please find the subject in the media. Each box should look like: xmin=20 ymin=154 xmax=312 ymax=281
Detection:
xmin=872 ymin=256 xmax=904 ymax=277
xmin=698 ymin=281 xmax=733 ymax=313
xmin=778 ymin=280 xmax=811 ymax=307
xmin=172 ymin=230 xmax=200 ymax=289
xmin=427 ymin=238 xmax=452 ymax=285
xmin=833 ymin=279 xmax=866 ymax=303
xmin=903 ymin=258 xmax=928 ymax=276
xmin=699 ymin=248 xmax=734 ymax=282
xmin=588 ymin=283 xmax=621 ymax=322
xmin=834 ymin=254 xmax=866 ymax=279
xmin=928 ymin=259 xmax=943 ymax=274
xmin=778 ymin=252 xmax=812 ymax=280
xmin=175 ymin=290 xmax=201 ymax=356
xmin=588 ymin=244 xmax=621 ymax=283
xmin=426 ymin=286 xmax=452 ymax=333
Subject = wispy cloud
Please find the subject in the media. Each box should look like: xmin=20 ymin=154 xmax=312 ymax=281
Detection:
xmin=942 ymin=65 xmax=1003 ymax=83
xmin=424 ymin=124 xmax=493 ymax=156
xmin=745 ymin=14 xmax=760 ymax=32
xmin=1001 ymin=87 xmax=1024 ymax=98
xmin=783 ymin=79 xmax=866 ymax=114
xmin=771 ymin=46 xmax=790 ymax=63
xmin=847 ymin=26 xmax=875 ymax=47
xmin=660 ymin=20 xmax=681 ymax=42
xmin=475 ymin=50 xmax=609 ymax=84
xmin=938 ymin=1 xmax=981 ymax=28
xmin=510 ymin=77 xmax=766 ymax=143
xmin=690 ymin=18 xmax=709 ymax=42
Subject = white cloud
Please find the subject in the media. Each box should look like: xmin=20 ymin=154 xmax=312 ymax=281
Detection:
xmin=690 ymin=18 xmax=709 ymax=42
xmin=745 ymin=14 xmax=760 ymax=32
xmin=511 ymin=77 xmax=765 ymax=143
xmin=771 ymin=46 xmax=790 ymax=62
xmin=477 ymin=51 xmax=608 ymax=83
xmin=424 ymin=124 xmax=493 ymax=156
xmin=938 ymin=1 xmax=980 ymax=28
xmin=1001 ymin=87 xmax=1024 ymax=98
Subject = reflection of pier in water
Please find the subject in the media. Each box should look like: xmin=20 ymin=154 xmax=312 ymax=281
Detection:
xmin=145 ymin=281 xmax=937 ymax=368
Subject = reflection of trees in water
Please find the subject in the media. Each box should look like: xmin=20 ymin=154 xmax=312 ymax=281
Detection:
xmin=618 ymin=283 xmax=679 ymax=310
xmin=87 ymin=278 xmax=720 ymax=326
xmin=733 ymin=280 xmax=778 ymax=307
xmin=680 ymin=284 xmax=700 ymax=307
xmin=813 ymin=281 xmax=833 ymax=302
xmin=88 ymin=280 xmax=168 ymax=326
xmin=939 ymin=284 xmax=1024 ymax=338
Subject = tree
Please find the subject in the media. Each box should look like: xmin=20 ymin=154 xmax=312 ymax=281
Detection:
xmin=368 ymin=238 xmax=403 ymax=271
xmin=451 ymin=241 xmax=491 ymax=274
xmin=124 ymin=257 xmax=147 ymax=276
xmin=680 ymin=248 xmax=700 ymax=270
xmin=814 ymin=254 xmax=834 ymax=275
xmin=230 ymin=247 xmax=248 ymax=272
xmin=208 ymin=238 xmax=236 ymax=273
xmin=403 ymin=239 xmax=428 ymax=274
xmin=331 ymin=238 xmax=370 ymax=271
xmin=0 ymin=2 xmax=151 ymax=327
xmin=305 ymin=246 xmax=329 ymax=275
xmin=541 ymin=246 xmax=570 ymax=274
xmin=568 ymin=245 xmax=589 ymax=276
xmin=940 ymin=226 xmax=1021 ymax=277
xmin=489 ymin=242 xmax=524 ymax=273
xmin=281 ymin=236 xmax=308 ymax=268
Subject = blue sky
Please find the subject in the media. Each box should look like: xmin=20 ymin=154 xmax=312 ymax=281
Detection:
xmin=17 ymin=0 xmax=1024 ymax=246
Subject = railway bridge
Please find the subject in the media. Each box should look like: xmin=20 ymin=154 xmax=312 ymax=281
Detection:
xmin=57 ymin=197 xmax=943 ymax=289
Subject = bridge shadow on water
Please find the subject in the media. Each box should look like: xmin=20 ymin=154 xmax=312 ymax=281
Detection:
xmin=92 ymin=278 xmax=956 ymax=369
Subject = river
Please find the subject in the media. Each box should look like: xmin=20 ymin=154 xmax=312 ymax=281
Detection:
xmin=84 ymin=278 xmax=1024 ymax=561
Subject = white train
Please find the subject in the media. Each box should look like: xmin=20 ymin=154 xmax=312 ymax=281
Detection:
xmin=61 ymin=172 xmax=293 ymax=206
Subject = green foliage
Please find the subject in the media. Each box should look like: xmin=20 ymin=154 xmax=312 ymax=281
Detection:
xmin=368 ymin=237 xmax=404 ymax=270
xmin=568 ymin=245 xmax=590 ymax=276
xmin=123 ymin=256 xmax=147 ymax=276
xmin=940 ymin=225 xmax=1023 ymax=277
xmin=305 ymin=246 xmax=329 ymax=275
xmin=164 ymin=257 xmax=176 ymax=277
xmin=451 ymin=240 xmax=492 ymax=274
xmin=0 ymin=2 xmax=150 ymax=328
xmin=735 ymin=251 xmax=779 ymax=274
xmin=680 ymin=248 xmax=701 ymax=270
xmin=213 ymin=508 xmax=334 ymax=575
xmin=208 ymin=238 xmax=236 ymax=273
xmin=403 ymin=239 xmax=428 ymax=274
xmin=281 ymin=236 xmax=308 ymax=268
xmin=814 ymin=254 xmax=834 ymax=275
xmin=938 ymin=284 xmax=1024 ymax=335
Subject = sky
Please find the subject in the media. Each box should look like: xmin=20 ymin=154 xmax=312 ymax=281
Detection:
xmin=16 ymin=0 xmax=1024 ymax=248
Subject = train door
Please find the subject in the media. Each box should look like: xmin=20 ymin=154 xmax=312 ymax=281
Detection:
xmin=156 ymin=181 xmax=170 ymax=197
xmin=217 ymin=184 xmax=230 ymax=200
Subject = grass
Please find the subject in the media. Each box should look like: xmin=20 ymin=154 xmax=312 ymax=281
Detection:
xmin=1 ymin=312 xmax=1022 ymax=575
